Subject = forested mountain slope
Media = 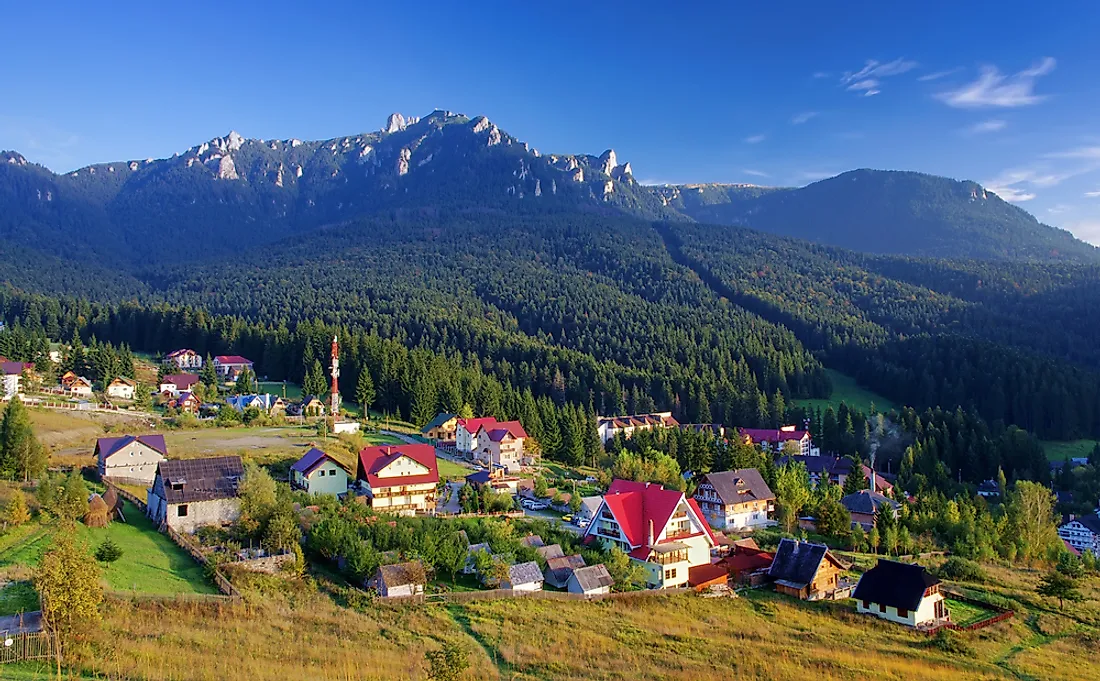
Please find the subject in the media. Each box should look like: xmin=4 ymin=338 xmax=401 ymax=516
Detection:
xmin=652 ymin=170 xmax=1099 ymax=262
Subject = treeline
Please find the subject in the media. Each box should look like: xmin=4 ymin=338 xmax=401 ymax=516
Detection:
xmin=0 ymin=321 xmax=136 ymax=384
xmin=669 ymin=222 xmax=1100 ymax=440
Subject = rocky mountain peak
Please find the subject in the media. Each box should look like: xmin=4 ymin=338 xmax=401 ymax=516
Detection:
xmin=599 ymin=149 xmax=618 ymax=176
xmin=2 ymin=151 xmax=28 ymax=166
xmin=384 ymin=113 xmax=421 ymax=134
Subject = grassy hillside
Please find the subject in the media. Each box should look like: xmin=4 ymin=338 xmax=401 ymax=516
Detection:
xmin=1041 ymin=439 xmax=1098 ymax=462
xmin=794 ymin=369 xmax=897 ymax=415
xmin=6 ymin=561 xmax=1098 ymax=681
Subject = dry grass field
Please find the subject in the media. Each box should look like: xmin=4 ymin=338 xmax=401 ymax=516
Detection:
xmin=7 ymin=578 xmax=1092 ymax=681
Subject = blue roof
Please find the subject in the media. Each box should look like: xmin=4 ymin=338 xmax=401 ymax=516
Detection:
xmin=466 ymin=470 xmax=492 ymax=485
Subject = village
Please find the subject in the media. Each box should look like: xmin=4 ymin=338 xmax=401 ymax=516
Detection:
xmin=4 ymin=343 xmax=1082 ymax=642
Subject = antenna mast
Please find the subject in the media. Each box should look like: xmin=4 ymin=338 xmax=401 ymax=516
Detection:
xmin=330 ymin=335 xmax=341 ymax=417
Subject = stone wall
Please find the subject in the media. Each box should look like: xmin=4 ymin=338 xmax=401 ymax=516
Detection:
xmin=225 ymin=553 xmax=295 ymax=574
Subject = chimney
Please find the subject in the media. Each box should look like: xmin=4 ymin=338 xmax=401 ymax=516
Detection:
xmin=869 ymin=467 xmax=876 ymax=494
xmin=648 ymin=519 xmax=654 ymax=547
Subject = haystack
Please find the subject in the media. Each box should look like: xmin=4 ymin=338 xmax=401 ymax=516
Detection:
xmin=102 ymin=486 xmax=125 ymax=522
xmin=84 ymin=493 xmax=111 ymax=528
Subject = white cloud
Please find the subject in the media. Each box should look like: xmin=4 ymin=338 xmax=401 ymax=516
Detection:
xmin=1047 ymin=146 xmax=1100 ymax=160
xmin=937 ymin=57 xmax=1055 ymax=108
xmin=742 ymin=169 xmax=770 ymax=178
xmin=841 ymin=58 xmax=919 ymax=85
xmin=863 ymin=89 xmax=881 ymax=97
xmin=983 ymin=161 xmax=1089 ymax=202
xmin=847 ymin=79 xmax=879 ymax=92
xmin=987 ymin=185 xmax=1037 ymax=202
xmin=918 ymin=67 xmax=963 ymax=82
xmin=812 ymin=71 xmax=831 ymax=79
xmin=968 ymin=119 xmax=1007 ymax=134
xmin=791 ymin=111 xmax=818 ymax=125
xmin=1085 ymin=190 xmax=1100 ymax=198
xmin=1067 ymin=219 xmax=1100 ymax=245
xmin=1047 ymin=204 xmax=1072 ymax=215
xmin=744 ymin=134 xmax=766 ymax=144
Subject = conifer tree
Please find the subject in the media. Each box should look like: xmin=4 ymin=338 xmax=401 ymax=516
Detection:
xmin=355 ymin=369 xmax=375 ymax=415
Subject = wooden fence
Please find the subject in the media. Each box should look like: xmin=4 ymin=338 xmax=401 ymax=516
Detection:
xmin=379 ymin=586 xmax=691 ymax=606
xmin=0 ymin=632 xmax=52 ymax=664
xmin=162 ymin=526 xmax=242 ymax=600
xmin=922 ymin=590 xmax=1014 ymax=635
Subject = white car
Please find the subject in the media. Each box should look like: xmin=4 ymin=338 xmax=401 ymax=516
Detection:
xmin=528 ymin=501 xmax=549 ymax=511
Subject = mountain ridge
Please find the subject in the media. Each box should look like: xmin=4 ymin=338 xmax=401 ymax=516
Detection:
xmin=2 ymin=110 xmax=1097 ymax=263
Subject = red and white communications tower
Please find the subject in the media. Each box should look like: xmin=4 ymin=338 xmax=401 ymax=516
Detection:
xmin=330 ymin=335 xmax=341 ymax=416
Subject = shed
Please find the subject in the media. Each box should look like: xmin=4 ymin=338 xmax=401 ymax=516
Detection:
xmin=567 ymin=564 xmax=614 ymax=596
xmin=502 ymin=561 xmax=544 ymax=591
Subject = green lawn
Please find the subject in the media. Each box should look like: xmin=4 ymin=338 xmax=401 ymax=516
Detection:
xmin=944 ymin=597 xmax=997 ymax=627
xmin=360 ymin=432 xmax=405 ymax=446
xmin=258 ymin=381 xmax=302 ymax=400
xmin=0 ymin=581 xmax=38 ymax=615
xmin=437 ymin=457 xmax=472 ymax=480
xmin=1040 ymin=439 xmax=1097 ymax=462
xmin=793 ymin=368 xmax=897 ymax=415
xmin=0 ymin=502 xmax=216 ymax=596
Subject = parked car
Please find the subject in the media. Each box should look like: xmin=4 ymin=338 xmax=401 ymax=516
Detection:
xmin=561 ymin=514 xmax=573 ymax=523
xmin=528 ymin=501 xmax=549 ymax=511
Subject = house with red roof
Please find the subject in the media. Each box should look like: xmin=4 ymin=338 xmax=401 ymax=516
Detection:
xmin=165 ymin=349 xmax=203 ymax=370
xmin=355 ymin=444 xmax=439 ymax=516
xmin=738 ymin=425 xmax=818 ymax=457
xmin=95 ymin=434 xmax=168 ymax=484
xmin=212 ymin=355 xmax=254 ymax=380
xmin=583 ymin=479 xmax=718 ymax=589
xmin=474 ymin=420 xmax=529 ymax=473
xmin=160 ymin=373 xmax=201 ymax=397
xmin=455 ymin=417 xmax=500 ymax=454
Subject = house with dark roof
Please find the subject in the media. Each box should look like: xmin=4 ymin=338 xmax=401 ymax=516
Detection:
xmin=502 ymin=561 xmax=544 ymax=591
xmin=169 ymin=391 xmax=202 ymax=415
xmin=95 ymin=435 xmax=168 ymax=484
xmin=1 ymin=360 xmax=29 ymax=398
xmin=1058 ymin=514 xmax=1100 ymax=557
xmin=777 ymin=455 xmax=894 ymax=494
xmin=768 ymin=538 xmax=850 ymax=601
xmin=373 ymin=561 xmax=427 ymax=598
xmin=291 ymin=448 xmax=350 ymax=496
xmin=976 ymin=480 xmax=1001 ymax=498
xmin=854 ymin=560 xmax=946 ymax=628
xmin=583 ymin=479 xmax=718 ymax=589
xmin=596 ymin=412 xmax=679 ymax=445
xmin=287 ymin=395 xmax=326 ymax=418
xmin=536 ymin=544 xmax=565 ymax=561
xmin=544 ymin=554 xmax=586 ymax=588
xmin=422 ymin=413 xmax=459 ymax=441
xmin=146 ymin=456 xmax=244 ymax=533
xmin=464 ymin=542 xmax=493 ymax=574
xmin=355 ymin=444 xmax=439 ymax=516
xmin=693 ymin=468 xmax=776 ymax=530
xmin=738 ymin=426 xmax=817 ymax=456
xmin=568 ymin=564 xmax=614 ymax=596
xmin=841 ymin=490 xmax=902 ymax=530
xmin=226 ymin=394 xmax=286 ymax=417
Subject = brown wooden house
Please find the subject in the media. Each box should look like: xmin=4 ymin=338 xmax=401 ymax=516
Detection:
xmin=767 ymin=538 xmax=850 ymax=601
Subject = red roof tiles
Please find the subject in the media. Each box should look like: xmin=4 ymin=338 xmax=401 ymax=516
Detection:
xmin=356 ymin=444 xmax=439 ymax=488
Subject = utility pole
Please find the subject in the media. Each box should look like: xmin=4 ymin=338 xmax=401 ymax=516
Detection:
xmin=329 ymin=335 xmax=341 ymax=430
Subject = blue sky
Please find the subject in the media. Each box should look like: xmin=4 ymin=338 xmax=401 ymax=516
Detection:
xmin=5 ymin=1 xmax=1100 ymax=242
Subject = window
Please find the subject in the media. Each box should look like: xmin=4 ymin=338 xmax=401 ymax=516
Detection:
xmin=862 ymin=600 xmax=870 ymax=609
xmin=898 ymin=608 xmax=909 ymax=618
xmin=177 ymin=504 xmax=189 ymax=517
xmin=878 ymin=604 xmax=886 ymax=613
xmin=664 ymin=568 xmax=677 ymax=580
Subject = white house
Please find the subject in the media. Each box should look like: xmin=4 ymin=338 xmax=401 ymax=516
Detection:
xmin=738 ymin=426 xmax=818 ymax=457
xmin=501 ymin=561 xmax=544 ymax=592
xmin=159 ymin=373 xmax=200 ymax=397
xmin=66 ymin=376 xmax=94 ymax=398
xmin=567 ymin=564 xmax=614 ymax=596
xmin=597 ymin=412 xmax=679 ymax=445
xmin=373 ymin=562 xmax=426 ymax=598
xmin=212 ymin=355 xmax=254 ymax=380
xmin=583 ymin=479 xmax=717 ymax=589
xmin=290 ymin=447 xmax=350 ymax=496
xmin=455 ymin=417 xmax=500 ymax=454
xmin=165 ymin=349 xmax=203 ymax=370
xmin=1059 ymin=514 xmax=1100 ymax=557
xmin=853 ymin=559 xmax=947 ymax=628
xmin=355 ymin=444 xmax=439 ymax=515
xmin=146 ymin=456 xmax=243 ymax=533
xmin=1 ymin=361 xmax=25 ymax=398
xmin=105 ymin=376 xmax=137 ymax=400
xmin=95 ymin=434 xmax=168 ymax=484
xmin=473 ymin=420 xmax=528 ymax=473
xmin=333 ymin=420 xmax=361 ymax=435
xmin=693 ymin=468 xmax=776 ymax=530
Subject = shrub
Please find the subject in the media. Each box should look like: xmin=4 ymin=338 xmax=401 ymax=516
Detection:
xmin=936 ymin=557 xmax=986 ymax=583
xmin=929 ymin=629 xmax=974 ymax=656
